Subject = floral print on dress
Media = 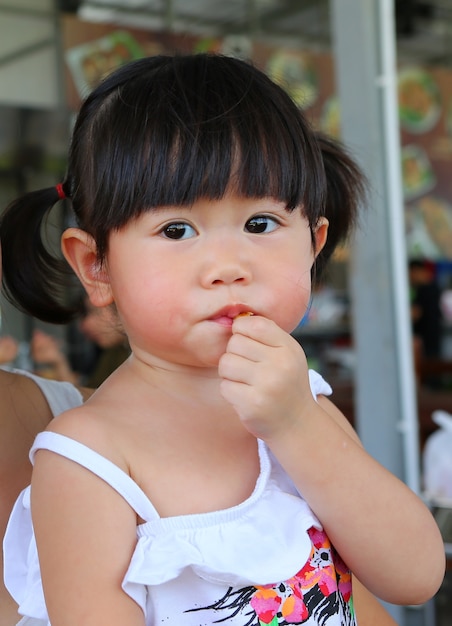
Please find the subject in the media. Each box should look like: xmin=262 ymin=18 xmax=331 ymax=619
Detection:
xmin=185 ymin=528 xmax=356 ymax=625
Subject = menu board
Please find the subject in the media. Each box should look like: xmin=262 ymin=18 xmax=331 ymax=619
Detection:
xmin=398 ymin=66 xmax=452 ymax=260
xmin=65 ymin=31 xmax=144 ymax=99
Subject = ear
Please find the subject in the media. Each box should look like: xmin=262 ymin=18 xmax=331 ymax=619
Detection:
xmin=313 ymin=217 xmax=329 ymax=258
xmin=61 ymin=228 xmax=114 ymax=307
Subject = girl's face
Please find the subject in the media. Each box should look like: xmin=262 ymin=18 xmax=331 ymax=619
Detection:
xmin=103 ymin=194 xmax=327 ymax=369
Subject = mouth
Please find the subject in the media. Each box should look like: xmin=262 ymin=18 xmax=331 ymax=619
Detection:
xmin=209 ymin=305 xmax=255 ymax=326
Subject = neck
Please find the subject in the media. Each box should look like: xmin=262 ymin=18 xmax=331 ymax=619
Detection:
xmin=121 ymin=352 xmax=227 ymax=408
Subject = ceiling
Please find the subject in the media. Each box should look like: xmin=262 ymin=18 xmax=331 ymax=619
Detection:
xmin=59 ymin=0 xmax=452 ymax=65
xmin=69 ymin=0 xmax=331 ymax=45
xmin=60 ymin=0 xmax=452 ymax=65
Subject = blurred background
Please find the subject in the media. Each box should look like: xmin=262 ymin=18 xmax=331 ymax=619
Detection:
xmin=1 ymin=1 xmax=452 ymax=623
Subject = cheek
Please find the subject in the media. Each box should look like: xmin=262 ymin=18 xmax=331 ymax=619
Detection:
xmin=113 ymin=272 xmax=183 ymax=344
xmin=106 ymin=237 xmax=191 ymax=343
xmin=269 ymin=264 xmax=313 ymax=333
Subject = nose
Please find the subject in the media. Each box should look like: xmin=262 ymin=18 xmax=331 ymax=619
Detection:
xmin=200 ymin=240 xmax=252 ymax=288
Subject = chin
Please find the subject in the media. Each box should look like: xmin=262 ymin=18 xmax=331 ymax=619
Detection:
xmin=191 ymin=346 xmax=224 ymax=369
xmin=197 ymin=354 xmax=222 ymax=369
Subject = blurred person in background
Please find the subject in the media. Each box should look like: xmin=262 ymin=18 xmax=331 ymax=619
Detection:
xmin=409 ymin=259 xmax=443 ymax=386
xmin=31 ymin=299 xmax=129 ymax=388
xmin=409 ymin=259 xmax=442 ymax=360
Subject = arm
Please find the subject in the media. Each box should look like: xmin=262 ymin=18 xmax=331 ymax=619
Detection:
xmin=31 ymin=419 xmax=145 ymax=626
xmin=353 ymin=577 xmax=398 ymax=626
xmin=219 ymin=315 xmax=445 ymax=605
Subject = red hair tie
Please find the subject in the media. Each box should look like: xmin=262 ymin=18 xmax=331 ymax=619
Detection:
xmin=55 ymin=183 xmax=66 ymax=200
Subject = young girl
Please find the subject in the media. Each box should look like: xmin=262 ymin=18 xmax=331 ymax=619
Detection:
xmin=2 ymin=54 xmax=444 ymax=626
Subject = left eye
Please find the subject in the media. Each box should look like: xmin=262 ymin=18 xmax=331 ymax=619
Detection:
xmin=245 ymin=215 xmax=280 ymax=234
xmin=160 ymin=222 xmax=196 ymax=240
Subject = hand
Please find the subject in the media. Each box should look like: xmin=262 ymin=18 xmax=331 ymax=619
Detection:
xmin=0 ymin=335 xmax=18 ymax=364
xmin=218 ymin=315 xmax=316 ymax=440
xmin=31 ymin=330 xmax=65 ymax=365
xmin=31 ymin=329 xmax=79 ymax=384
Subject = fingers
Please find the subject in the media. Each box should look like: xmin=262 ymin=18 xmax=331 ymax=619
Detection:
xmin=220 ymin=315 xmax=303 ymax=383
xmin=219 ymin=316 xmax=283 ymax=383
xmin=231 ymin=314 xmax=285 ymax=348
xmin=218 ymin=350 xmax=255 ymax=384
xmin=219 ymin=315 xmax=312 ymax=439
xmin=219 ymin=315 xmax=305 ymax=397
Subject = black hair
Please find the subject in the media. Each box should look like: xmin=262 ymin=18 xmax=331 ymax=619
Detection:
xmin=314 ymin=131 xmax=366 ymax=275
xmin=0 ymin=53 xmax=365 ymax=324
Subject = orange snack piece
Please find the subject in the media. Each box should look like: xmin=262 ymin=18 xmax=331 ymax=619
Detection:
xmin=235 ymin=312 xmax=254 ymax=319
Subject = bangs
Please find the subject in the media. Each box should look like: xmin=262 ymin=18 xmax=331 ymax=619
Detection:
xmin=73 ymin=55 xmax=326 ymax=237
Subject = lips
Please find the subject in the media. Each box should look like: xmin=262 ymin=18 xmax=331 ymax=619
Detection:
xmin=210 ymin=305 xmax=253 ymax=320
xmin=209 ymin=305 xmax=254 ymax=326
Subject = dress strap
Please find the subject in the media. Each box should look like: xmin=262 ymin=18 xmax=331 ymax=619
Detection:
xmin=30 ymin=431 xmax=159 ymax=523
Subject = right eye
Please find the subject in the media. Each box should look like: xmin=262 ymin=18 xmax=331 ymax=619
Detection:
xmin=160 ymin=222 xmax=196 ymax=240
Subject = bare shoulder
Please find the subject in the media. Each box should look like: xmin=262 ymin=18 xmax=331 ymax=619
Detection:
xmin=43 ymin=394 xmax=129 ymax=472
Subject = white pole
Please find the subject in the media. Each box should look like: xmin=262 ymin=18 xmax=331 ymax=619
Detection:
xmin=376 ymin=0 xmax=420 ymax=494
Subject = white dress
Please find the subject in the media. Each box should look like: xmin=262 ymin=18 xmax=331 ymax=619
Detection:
xmin=4 ymin=371 xmax=357 ymax=626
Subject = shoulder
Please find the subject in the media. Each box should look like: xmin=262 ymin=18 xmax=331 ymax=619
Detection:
xmin=15 ymin=370 xmax=85 ymax=416
xmin=0 ymin=369 xmax=53 ymax=453
xmin=40 ymin=400 xmax=129 ymax=474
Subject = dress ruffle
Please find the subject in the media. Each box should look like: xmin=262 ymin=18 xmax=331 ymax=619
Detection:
xmin=16 ymin=617 xmax=49 ymax=626
xmin=123 ymin=468 xmax=322 ymax=610
xmin=6 ymin=447 xmax=322 ymax=619
xmin=4 ymin=487 xmax=48 ymax=621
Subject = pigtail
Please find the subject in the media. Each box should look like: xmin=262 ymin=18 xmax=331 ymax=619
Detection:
xmin=0 ymin=185 xmax=83 ymax=324
xmin=315 ymin=132 xmax=368 ymax=276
